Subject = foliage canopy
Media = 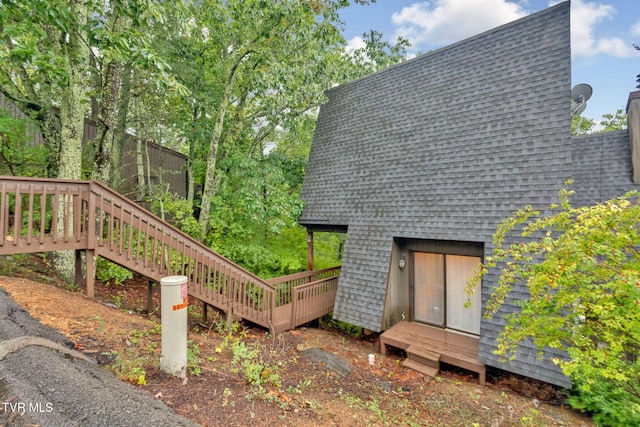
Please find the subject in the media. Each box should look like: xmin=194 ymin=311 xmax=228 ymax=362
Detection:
xmin=468 ymin=183 xmax=640 ymax=425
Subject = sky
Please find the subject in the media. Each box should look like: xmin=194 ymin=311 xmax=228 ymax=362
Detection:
xmin=339 ymin=0 xmax=640 ymax=122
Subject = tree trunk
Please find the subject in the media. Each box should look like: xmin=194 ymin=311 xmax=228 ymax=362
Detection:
xmin=145 ymin=137 xmax=152 ymax=197
xmin=112 ymin=63 xmax=133 ymax=190
xmin=92 ymin=60 xmax=122 ymax=184
xmin=39 ymin=109 xmax=62 ymax=178
xmin=93 ymin=11 xmax=131 ymax=186
xmin=52 ymin=0 xmax=90 ymax=284
xmin=136 ymin=138 xmax=146 ymax=203
xmin=196 ymin=46 xmax=252 ymax=240
xmin=187 ymin=105 xmax=199 ymax=205
xmin=198 ymin=79 xmax=234 ymax=240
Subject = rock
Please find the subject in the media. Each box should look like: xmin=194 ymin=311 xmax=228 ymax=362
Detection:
xmin=301 ymin=347 xmax=352 ymax=377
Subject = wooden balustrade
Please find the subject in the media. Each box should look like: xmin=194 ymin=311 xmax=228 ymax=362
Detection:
xmin=290 ymin=275 xmax=339 ymax=329
xmin=266 ymin=266 xmax=340 ymax=307
xmin=0 ymin=176 xmax=338 ymax=333
xmin=0 ymin=178 xmax=91 ymax=254
xmin=88 ymin=180 xmax=277 ymax=329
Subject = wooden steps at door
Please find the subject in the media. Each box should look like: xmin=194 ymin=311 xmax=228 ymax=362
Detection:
xmin=402 ymin=344 xmax=441 ymax=378
xmin=403 ymin=359 xmax=439 ymax=377
xmin=380 ymin=321 xmax=486 ymax=385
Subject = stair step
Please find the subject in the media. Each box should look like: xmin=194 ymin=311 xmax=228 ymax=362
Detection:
xmin=406 ymin=344 xmax=440 ymax=361
xmin=406 ymin=344 xmax=441 ymax=368
xmin=403 ymin=358 xmax=440 ymax=378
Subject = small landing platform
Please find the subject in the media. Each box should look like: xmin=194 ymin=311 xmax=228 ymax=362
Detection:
xmin=381 ymin=321 xmax=486 ymax=385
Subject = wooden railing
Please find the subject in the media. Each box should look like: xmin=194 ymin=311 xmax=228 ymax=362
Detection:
xmin=0 ymin=176 xmax=339 ymax=333
xmin=290 ymin=275 xmax=339 ymax=329
xmin=0 ymin=179 xmax=90 ymax=255
xmin=266 ymin=267 xmax=340 ymax=331
xmin=266 ymin=266 xmax=340 ymax=307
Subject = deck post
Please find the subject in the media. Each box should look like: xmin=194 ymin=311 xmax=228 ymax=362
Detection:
xmin=75 ymin=250 xmax=83 ymax=289
xmin=85 ymin=185 xmax=96 ymax=299
xmin=147 ymin=280 xmax=154 ymax=315
xmin=85 ymin=249 xmax=95 ymax=298
xmin=306 ymin=231 xmax=314 ymax=271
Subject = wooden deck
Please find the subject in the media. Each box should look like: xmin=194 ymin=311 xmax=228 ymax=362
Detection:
xmin=0 ymin=176 xmax=339 ymax=335
xmin=380 ymin=321 xmax=486 ymax=385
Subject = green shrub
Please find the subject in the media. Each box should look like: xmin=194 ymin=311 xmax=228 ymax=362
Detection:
xmin=105 ymin=349 xmax=147 ymax=386
xmin=187 ymin=340 xmax=203 ymax=376
xmin=96 ymin=258 xmax=132 ymax=286
xmin=231 ymin=341 xmax=280 ymax=390
xmin=151 ymin=194 xmax=200 ymax=239
xmin=569 ymin=367 xmax=640 ymax=426
xmin=0 ymin=109 xmax=47 ymax=177
xmin=321 ymin=316 xmax=362 ymax=337
xmin=470 ymin=187 xmax=640 ymax=426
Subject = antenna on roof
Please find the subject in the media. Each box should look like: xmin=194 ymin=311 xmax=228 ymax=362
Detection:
xmin=570 ymin=83 xmax=593 ymax=117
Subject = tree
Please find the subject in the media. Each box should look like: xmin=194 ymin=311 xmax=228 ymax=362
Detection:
xmin=0 ymin=0 xmax=90 ymax=180
xmin=572 ymin=109 xmax=627 ymax=135
xmin=571 ymin=114 xmax=595 ymax=135
xmin=599 ymin=108 xmax=627 ymax=132
xmin=0 ymin=0 xmax=92 ymax=282
xmin=0 ymin=108 xmax=47 ymax=176
xmin=468 ymin=184 xmax=640 ymax=425
xmin=86 ymin=1 xmax=185 ymax=186
xmin=163 ymin=0 xmax=408 ymax=241
xmin=0 ymin=0 xmax=181 ymax=281
xmin=2 ymin=0 xmax=406 ymax=279
xmin=165 ymin=0 xmax=350 ymax=239
xmin=344 ymin=29 xmax=411 ymax=78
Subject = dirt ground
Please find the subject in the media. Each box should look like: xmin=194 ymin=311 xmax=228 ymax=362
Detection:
xmin=0 ymin=255 xmax=594 ymax=426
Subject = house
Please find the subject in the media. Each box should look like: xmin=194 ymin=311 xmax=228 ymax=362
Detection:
xmin=0 ymin=93 xmax=187 ymax=200
xmin=299 ymin=1 xmax=639 ymax=387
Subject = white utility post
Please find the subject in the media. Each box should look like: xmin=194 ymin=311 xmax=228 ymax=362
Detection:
xmin=160 ymin=275 xmax=188 ymax=378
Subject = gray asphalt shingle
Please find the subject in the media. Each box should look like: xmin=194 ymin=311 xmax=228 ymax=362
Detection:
xmin=300 ymin=1 xmax=637 ymax=388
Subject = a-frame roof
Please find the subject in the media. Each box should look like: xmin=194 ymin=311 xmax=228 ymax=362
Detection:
xmin=301 ymin=2 xmax=572 ymax=331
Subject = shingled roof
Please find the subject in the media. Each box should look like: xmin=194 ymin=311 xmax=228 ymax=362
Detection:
xmin=301 ymin=2 xmax=572 ymax=326
xmin=300 ymin=1 xmax=638 ymax=387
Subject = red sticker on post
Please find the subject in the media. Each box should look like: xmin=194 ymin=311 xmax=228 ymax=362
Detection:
xmin=181 ymin=282 xmax=188 ymax=299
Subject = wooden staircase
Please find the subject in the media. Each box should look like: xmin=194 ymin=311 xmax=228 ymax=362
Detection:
xmin=0 ymin=176 xmax=339 ymax=334
xmin=403 ymin=345 xmax=441 ymax=378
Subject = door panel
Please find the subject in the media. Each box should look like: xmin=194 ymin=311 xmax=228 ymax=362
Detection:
xmin=413 ymin=252 xmax=445 ymax=326
xmin=446 ymin=255 xmax=482 ymax=335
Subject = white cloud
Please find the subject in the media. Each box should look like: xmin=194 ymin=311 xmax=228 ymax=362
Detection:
xmin=389 ymin=0 xmax=637 ymax=59
xmin=570 ymin=0 xmax=635 ymax=58
xmin=345 ymin=35 xmax=366 ymax=54
xmin=345 ymin=34 xmax=417 ymax=61
xmin=391 ymin=0 xmax=528 ymax=48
